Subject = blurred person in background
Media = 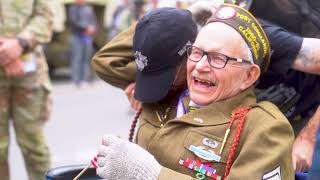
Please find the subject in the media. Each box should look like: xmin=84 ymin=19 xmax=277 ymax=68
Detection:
xmin=69 ymin=0 xmax=97 ymax=87
xmin=0 ymin=0 xmax=53 ymax=179
xmin=144 ymin=0 xmax=159 ymax=12
xmin=51 ymin=0 xmax=67 ymax=34
xmin=43 ymin=0 xmax=66 ymax=56
xmin=107 ymin=0 xmax=134 ymax=40
xmin=176 ymin=0 xmax=194 ymax=9
xmin=104 ymin=0 xmax=122 ymax=41
xmin=133 ymin=0 xmax=147 ymax=21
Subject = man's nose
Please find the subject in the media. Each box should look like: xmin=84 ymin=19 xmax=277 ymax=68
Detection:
xmin=195 ymin=55 xmax=211 ymax=71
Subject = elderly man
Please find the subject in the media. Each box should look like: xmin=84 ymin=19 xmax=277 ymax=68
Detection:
xmin=93 ymin=4 xmax=294 ymax=180
xmin=93 ymin=1 xmax=320 ymax=174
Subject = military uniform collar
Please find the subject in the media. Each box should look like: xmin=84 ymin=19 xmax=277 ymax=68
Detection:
xmin=174 ymin=87 xmax=257 ymax=126
xmin=142 ymin=102 xmax=177 ymax=127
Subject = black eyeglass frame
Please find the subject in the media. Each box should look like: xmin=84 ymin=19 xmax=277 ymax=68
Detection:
xmin=186 ymin=45 xmax=252 ymax=69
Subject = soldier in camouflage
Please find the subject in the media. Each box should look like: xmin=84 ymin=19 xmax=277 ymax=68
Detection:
xmin=0 ymin=0 xmax=53 ymax=179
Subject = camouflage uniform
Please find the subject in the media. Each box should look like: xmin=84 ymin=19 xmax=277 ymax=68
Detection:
xmin=50 ymin=0 xmax=66 ymax=33
xmin=0 ymin=0 xmax=53 ymax=179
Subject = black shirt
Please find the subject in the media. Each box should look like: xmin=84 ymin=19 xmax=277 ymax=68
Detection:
xmin=257 ymin=19 xmax=303 ymax=88
xmin=256 ymin=19 xmax=320 ymax=118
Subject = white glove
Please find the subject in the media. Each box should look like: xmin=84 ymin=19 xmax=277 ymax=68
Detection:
xmin=188 ymin=0 xmax=224 ymax=26
xmin=96 ymin=135 xmax=162 ymax=180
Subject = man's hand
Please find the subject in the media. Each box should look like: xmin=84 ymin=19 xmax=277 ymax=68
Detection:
xmin=3 ymin=59 xmax=25 ymax=77
xmin=124 ymin=83 xmax=142 ymax=111
xmin=292 ymin=107 xmax=320 ymax=172
xmin=0 ymin=37 xmax=23 ymax=65
xmin=292 ymin=134 xmax=315 ymax=172
xmin=84 ymin=25 xmax=96 ymax=36
xmin=95 ymin=135 xmax=161 ymax=180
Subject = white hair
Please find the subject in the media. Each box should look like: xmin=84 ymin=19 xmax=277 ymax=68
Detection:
xmin=244 ymin=43 xmax=254 ymax=64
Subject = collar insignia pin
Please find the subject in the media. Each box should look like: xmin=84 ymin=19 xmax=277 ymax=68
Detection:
xmin=202 ymin=138 xmax=219 ymax=149
xmin=193 ymin=118 xmax=204 ymax=124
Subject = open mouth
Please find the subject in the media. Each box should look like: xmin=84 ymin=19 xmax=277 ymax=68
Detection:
xmin=193 ymin=77 xmax=216 ymax=89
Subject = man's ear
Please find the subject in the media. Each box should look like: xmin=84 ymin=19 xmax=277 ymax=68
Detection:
xmin=240 ymin=64 xmax=261 ymax=90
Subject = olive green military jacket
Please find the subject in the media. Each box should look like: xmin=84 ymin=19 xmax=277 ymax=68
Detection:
xmin=0 ymin=0 xmax=53 ymax=90
xmin=91 ymin=23 xmax=137 ymax=90
xmin=91 ymin=25 xmax=295 ymax=179
xmin=141 ymin=89 xmax=294 ymax=180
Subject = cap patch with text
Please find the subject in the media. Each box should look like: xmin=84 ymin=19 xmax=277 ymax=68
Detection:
xmin=208 ymin=3 xmax=271 ymax=73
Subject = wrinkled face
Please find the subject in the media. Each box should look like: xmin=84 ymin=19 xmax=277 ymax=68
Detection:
xmin=187 ymin=22 xmax=253 ymax=105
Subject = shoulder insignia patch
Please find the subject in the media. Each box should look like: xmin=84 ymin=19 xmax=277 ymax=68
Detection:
xmin=262 ymin=166 xmax=281 ymax=180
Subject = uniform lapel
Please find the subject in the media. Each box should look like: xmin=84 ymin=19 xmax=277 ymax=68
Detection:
xmin=169 ymin=88 xmax=257 ymax=126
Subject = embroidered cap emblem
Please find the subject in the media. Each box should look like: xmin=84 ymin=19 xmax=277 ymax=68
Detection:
xmin=134 ymin=51 xmax=148 ymax=71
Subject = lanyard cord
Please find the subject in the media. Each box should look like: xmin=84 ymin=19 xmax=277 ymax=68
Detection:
xmin=128 ymin=93 xmax=180 ymax=142
xmin=128 ymin=108 xmax=142 ymax=142
xmin=224 ymin=107 xmax=250 ymax=178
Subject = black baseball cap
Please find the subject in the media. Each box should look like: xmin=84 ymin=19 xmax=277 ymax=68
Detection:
xmin=133 ymin=7 xmax=197 ymax=103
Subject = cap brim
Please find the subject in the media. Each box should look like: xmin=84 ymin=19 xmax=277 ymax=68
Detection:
xmin=135 ymin=67 xmax=176 ymax=103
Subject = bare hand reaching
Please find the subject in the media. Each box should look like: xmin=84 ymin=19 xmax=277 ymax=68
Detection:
xmin=292 ymin=107 xmax=320 ymax=172
xmin=124 ymin=83 xmax=142 ymax=111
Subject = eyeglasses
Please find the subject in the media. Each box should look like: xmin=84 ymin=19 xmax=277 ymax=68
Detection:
xmin=186 ymin=45 xmax=252 ymax=69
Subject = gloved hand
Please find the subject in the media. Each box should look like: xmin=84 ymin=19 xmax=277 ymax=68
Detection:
xmin=96 ymin=135 xmax=162 ymax=180
xmin=188 ymin=0 xmax=224 ymax=26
